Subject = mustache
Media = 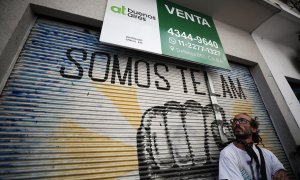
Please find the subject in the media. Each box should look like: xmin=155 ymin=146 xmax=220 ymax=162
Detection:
xmin=233 ymin=126 xmax=242 ymax=131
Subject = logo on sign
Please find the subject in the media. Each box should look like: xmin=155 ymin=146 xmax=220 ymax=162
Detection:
xmin=111 ymin=5 xmax=156 ymax=21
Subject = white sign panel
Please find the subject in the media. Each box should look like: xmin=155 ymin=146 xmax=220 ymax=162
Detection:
xmin=100 ymin=0 xmax=162 ymax=54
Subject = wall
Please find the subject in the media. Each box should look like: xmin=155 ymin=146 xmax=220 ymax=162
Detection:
xmin=0 ymin=0 xmax=106 ymax=55
xmin=0 ymin=0 xmax=299 ymax=177
xmin=0 ymin=0 xmax=107 ymax=92
xmin=252 ymin=11 xmax=300 ymax=146
xmin=0 ymin=17 xmax=295 ymax=179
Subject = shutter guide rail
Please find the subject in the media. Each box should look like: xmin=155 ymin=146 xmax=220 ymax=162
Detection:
xmin=204 ymin=69 xmax=229 ymax=145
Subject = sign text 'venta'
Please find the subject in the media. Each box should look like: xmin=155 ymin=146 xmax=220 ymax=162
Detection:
xmin=164 ymin=4 xmax=211 ymax=28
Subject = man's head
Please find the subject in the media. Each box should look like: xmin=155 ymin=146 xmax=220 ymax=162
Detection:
xmin=231 ymin=113 xmax=259 ymax=143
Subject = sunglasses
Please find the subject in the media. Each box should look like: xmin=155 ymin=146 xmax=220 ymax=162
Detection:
xmin=230 ymin=118 xmax=251 ymax=124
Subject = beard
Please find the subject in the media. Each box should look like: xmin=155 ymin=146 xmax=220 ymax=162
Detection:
xmin=233 ymin=127 xmax=252 ymax=140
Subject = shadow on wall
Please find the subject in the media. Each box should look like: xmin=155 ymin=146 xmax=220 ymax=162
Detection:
xmin=291 ymin=53 xmax=300 ymax=74
xmin=292 ymin=145 xmax=300 ymax=178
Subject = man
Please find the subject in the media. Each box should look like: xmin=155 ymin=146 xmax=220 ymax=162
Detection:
xmin=219 ymin=113 xmax=289 ymax=180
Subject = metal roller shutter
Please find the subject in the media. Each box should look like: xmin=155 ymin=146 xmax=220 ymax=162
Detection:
xmin=0 ymin=19 xmax=294 ymax=179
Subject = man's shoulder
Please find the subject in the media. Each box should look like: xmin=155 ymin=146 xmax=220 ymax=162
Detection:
xmin=256 ymin=145 xmax=280 ymax=162
xmin=256 ymin=145 xmax=285 ymax=170
xmin=219 ymin=143 xmax=241 ymax=164
xmin=256 ymin=145 xmax=275 ymax=156
xmin=220 ymin=142 xmax=236 ymax=155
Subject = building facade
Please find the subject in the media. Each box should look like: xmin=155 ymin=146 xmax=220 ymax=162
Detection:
xmin=0 ymin=0 xmax=299 ymax=179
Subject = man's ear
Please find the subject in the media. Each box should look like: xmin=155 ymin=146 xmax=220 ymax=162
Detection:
xmin=251 ymin=127 xmax=257 ymax=133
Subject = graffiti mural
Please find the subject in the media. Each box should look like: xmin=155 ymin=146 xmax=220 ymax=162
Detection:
xmin=137 ymin=100 xmax=234 ymax=179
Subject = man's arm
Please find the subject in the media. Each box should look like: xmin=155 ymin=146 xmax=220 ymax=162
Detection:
xmin=265 ymin=149 xmax=289 ymax=180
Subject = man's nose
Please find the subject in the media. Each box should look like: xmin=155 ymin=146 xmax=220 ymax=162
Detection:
xmin=233 ymin=123 xmax=241 ymax=127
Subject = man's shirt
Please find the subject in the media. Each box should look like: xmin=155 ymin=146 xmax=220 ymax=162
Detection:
xmin=219 ymin=143 xmax=284 ymax=180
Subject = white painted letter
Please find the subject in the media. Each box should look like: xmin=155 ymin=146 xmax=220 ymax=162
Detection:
xmin=176 ymin=9 xmax=185 ymax=19
xmin=193 ymin=15 xmax=202 ymax=25
xmin=185 ymin=12 xmax=195 ymax=22
xmin=202 ymin=18 xmax=211 ymax=28
xmin=164 ymin=4 xmax=175 ymax=14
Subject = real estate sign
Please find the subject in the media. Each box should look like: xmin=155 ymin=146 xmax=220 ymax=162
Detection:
xmin=100 ymin=0 xmax=230 ymax=70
